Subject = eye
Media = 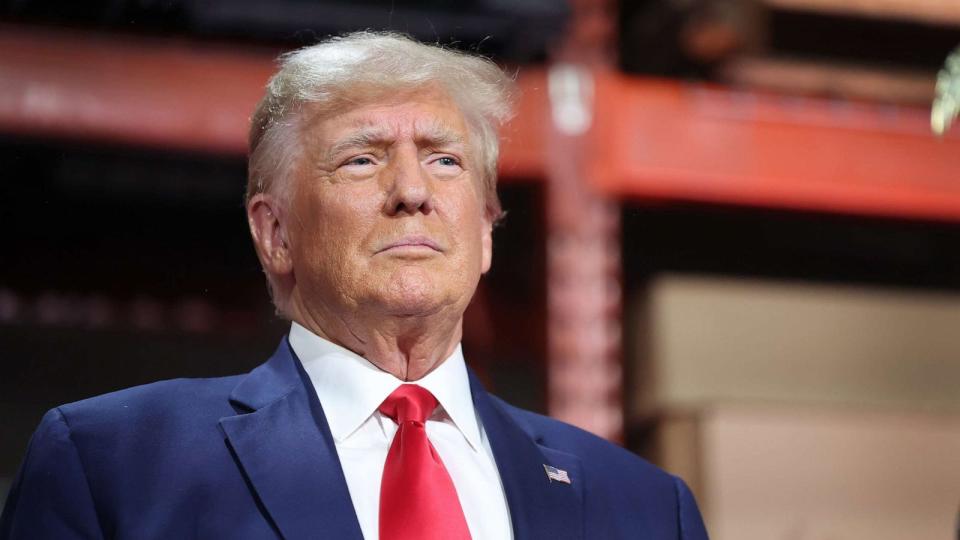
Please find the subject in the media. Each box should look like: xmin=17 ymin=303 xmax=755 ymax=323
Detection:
xmin=431 ymin=155 xmax=462 ymax=168
xmin=335 ymin=154 xmax=379 ymax=180
xmin=426 ymin=154 xmax=464 ymax=179
xmin=345 ymin=156 xmax=374 ymax=167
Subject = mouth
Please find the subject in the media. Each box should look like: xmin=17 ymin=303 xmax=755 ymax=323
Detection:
xmin=375 ymin=235 xmax=444 ymax=255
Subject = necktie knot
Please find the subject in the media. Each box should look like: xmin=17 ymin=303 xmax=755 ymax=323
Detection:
xmin=378 ymin=384 xmax=438 ymax=425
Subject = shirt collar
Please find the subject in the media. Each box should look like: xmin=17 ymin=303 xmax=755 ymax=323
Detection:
xmin=288 ymin=322 xmax=482 ymax=452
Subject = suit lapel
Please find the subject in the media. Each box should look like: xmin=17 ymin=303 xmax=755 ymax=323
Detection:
xmin=220 ymin=341 xmax=584 ymax=540
xmin=219 ymin=340 xmax=363 ymax=540
xmin=470 ymin=372 xmax=584 ymax=540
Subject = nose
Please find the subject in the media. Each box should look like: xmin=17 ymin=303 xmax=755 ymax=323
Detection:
xmin=383 ymin=147 xmax=434 ymax=216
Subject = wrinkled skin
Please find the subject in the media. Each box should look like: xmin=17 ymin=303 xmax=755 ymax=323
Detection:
xmin=248 ymin=88 xmax=493 ymax=380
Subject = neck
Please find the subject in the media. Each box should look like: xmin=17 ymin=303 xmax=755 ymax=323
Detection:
xmin=288 ymin=294 xmax=463 ymax=381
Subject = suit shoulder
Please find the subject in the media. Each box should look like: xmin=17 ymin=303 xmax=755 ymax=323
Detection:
xmin=491 ymin=396 xmax=676 ymax=486
xmin=56 ymin=375 xmax=243 ymax=432
xmin=489 ymin=396 xmax=709 ymax=537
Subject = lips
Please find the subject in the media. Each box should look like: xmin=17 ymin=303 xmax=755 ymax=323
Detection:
xmin=376 ymin=235 xmax=443 ymax=254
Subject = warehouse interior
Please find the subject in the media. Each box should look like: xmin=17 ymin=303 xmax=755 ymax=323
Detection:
xmin=1 ymin=1 xmax=959 ymax=538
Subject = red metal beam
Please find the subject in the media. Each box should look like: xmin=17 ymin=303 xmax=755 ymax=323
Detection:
xmin=0 ymin=26 xmax=274 ymax=154
xmin=764 ymin=0 xmax=960 ymax=26
xmin=499 ymin=70 xmax=548 ymax=180
xmin=2 ymin=26 xmax=958 ymax=221
xmin=591 ymin=74 xmax=960 ymax=222
xmin=0 ymin=25 xmax=545 ymax=181
xmin=545 ymin=0 xmax=625 ymax=441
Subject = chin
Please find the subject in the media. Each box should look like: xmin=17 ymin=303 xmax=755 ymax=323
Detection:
xmin=377 ymin=269 xmax=449 ymax=317
xmin=375 ymin=290 xmax=449 ymax=318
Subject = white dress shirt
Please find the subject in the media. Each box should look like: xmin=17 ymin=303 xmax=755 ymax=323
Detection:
xmin=288 ymin=322 xmax=513 ymax=540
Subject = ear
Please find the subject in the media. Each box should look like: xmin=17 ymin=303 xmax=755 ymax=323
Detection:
xmin=480 ymin=215 xmax=493 ymax=274
xmin=247 ymin=193 xmax=294 ymax=278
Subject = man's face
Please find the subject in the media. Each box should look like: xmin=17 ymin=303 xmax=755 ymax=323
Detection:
xmin=284 ymin=87 xmax=493 ymax=321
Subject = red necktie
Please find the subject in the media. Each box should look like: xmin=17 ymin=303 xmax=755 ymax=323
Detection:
xmin=378 ymin=384 xmax=472 ymax=540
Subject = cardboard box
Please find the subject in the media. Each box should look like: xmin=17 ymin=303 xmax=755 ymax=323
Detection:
xmin=657 ymin=406 xmax=960 ymax=540
xmin=630 ymin=275 xmax=960 ymax=414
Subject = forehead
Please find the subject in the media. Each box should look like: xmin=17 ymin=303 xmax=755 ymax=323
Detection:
xmin=301 ymin=87 xmax=471 ymax=149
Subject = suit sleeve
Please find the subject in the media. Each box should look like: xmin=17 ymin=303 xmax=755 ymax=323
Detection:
xmin=673 ymin=476 xmax=709 ymax=540
xmin=0 ymin=408 xmax=104 ymax=540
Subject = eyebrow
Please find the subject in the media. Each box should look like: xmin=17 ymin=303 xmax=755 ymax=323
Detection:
xmin=324 ymin=120 xmax=466 ymax=161
xmin=415 ymin=120 xmax=466 ymax=148
xmin=324 ymin=128 xmax=392 ymax=160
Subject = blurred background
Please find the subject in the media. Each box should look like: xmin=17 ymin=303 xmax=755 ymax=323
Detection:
xmin=1 ymin=0 xmax=959 ymax=538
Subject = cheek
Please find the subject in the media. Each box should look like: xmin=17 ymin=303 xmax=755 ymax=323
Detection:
xmin=443 ymin=191 xmax=487 ymax=266
xmin=304 ymin=184 xmax=378 ymax=232
xmin=291 ymin=189 xmax=370 ymax=268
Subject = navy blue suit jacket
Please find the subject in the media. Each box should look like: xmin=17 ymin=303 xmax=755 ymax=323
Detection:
xmin=1 ymin=339 xmax=709 ymax=539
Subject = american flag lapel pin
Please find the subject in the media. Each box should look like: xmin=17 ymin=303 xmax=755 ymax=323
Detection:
xmin=543 ymin=464 xmax=571 ymax=485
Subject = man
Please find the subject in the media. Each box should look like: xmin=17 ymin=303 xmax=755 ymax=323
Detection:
xmin=1 ymin=32 xmax=708 ymax=539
